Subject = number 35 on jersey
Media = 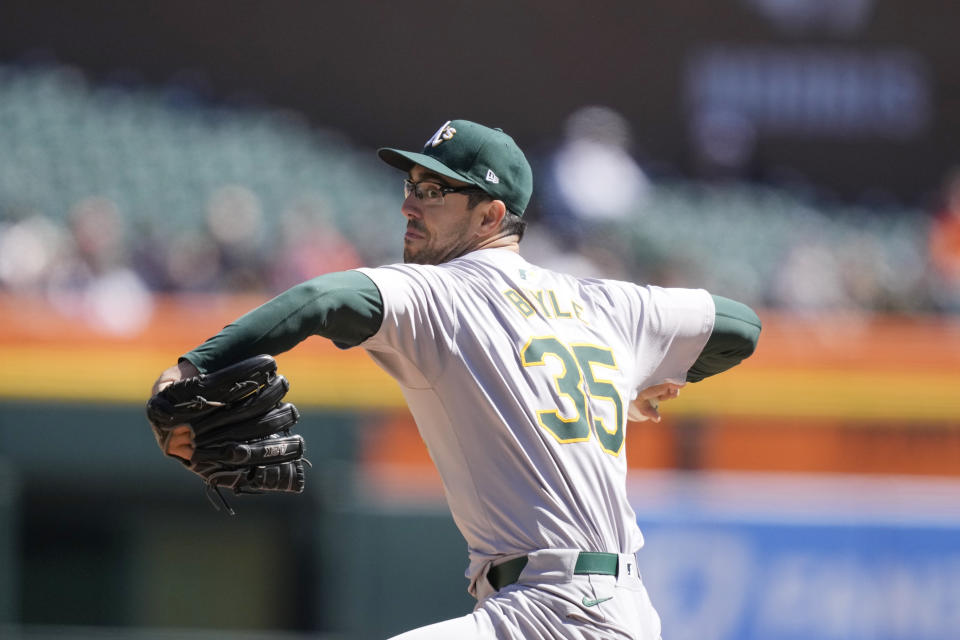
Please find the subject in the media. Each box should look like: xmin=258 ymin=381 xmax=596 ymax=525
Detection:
xmin=521 ymin=336 xmax=625 ymax=457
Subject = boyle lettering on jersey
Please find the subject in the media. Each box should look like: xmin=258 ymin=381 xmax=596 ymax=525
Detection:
xmin=503 ymin=288 xmax=588 ymax=324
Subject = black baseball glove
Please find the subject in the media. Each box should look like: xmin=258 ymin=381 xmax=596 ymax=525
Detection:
xmin=146 ymin=354 xmax=306 ymax=514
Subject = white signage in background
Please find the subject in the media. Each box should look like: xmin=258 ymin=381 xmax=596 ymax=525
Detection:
xmin=631 ymin=471 xmax=960 ymax=640
xmin=642 ymin=533 xmax=960 ymax=640
xmin=754 ymin=553 xmax=960 ymax=638
xmin=640 ymin=531 xmax=753 ymax=640
xmin=685 ymin=47 xmax=931 ymax=141
xmin=743 ymin=0 xmax=877 ymax=35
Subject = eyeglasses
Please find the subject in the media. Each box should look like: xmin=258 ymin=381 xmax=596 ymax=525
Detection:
xmin=403 ymin=179 xmax=485 ymax=206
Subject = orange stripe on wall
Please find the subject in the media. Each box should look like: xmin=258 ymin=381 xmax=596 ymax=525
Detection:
xmin=356 ymin=410 xmax=960 ymax=477
xmin=1 ymin=295 xmax=958 ymax=422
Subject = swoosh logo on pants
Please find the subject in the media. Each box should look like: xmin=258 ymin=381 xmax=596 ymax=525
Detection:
xmin=582 ymin=595 xmax=614 ymax=607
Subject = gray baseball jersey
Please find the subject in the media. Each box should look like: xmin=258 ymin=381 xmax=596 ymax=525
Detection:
xmin=357 ymin=247 xmax=714 ymax=591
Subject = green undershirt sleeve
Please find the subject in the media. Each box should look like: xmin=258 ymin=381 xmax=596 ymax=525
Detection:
xmin=181 ymin=270 xmax=384 ymax=374
xmin=686 ymin=295 xmax=762 ymax=383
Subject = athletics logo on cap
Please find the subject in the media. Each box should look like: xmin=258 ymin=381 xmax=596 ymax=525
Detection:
xmin=427 ymin=121 xmax=457 ymax=147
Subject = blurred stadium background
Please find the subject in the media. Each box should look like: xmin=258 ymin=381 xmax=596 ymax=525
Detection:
xmin=0 ymin=1 xmax=958 ymax=639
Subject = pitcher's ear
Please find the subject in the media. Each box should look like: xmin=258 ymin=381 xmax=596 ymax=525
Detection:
xmin=478 ymin=199 xmax=507 ymax=232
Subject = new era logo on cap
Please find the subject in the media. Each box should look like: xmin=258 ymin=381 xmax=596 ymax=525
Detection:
xmin=485 ymin=169 xmax=500 ymax=184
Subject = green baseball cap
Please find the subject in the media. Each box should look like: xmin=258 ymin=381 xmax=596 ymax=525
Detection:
xmin=378 ymin=119 xmax=533 ymax=216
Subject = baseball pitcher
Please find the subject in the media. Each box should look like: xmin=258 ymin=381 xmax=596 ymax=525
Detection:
xmin=150 ymin=119 xmax=761 ymax=639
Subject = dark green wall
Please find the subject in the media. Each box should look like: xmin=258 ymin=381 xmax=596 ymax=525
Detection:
xmin=0 ymin=400 xmax=474 ymax=638
xmin=322 ymin=506 xmax=475 ymax=639
xmin=0 ymin=461 xmax=18 ymax=624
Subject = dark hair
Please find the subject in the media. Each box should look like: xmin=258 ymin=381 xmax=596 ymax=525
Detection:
xmin=466 ymin=189 xmax=492 ymax=209
xmin=500 ymin=211 xmax=527 ymax=241
xmin=467 ymin=191 xmax=527 ymax=242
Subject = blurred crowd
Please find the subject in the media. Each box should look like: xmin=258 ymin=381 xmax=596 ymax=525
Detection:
xmin=0 ymin=62 xmax=956 ymax=336
xmin=0 ymin=189 xmax=368 ymax=334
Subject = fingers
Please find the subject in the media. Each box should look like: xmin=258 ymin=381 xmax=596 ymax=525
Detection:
xmin=636 ymin=381 xmax=686 ymax=402
xmin=629 ymin=398 xmax=661 ymax=423
xmin=629 ymin=381 xmax=688 ymax=423
xmin=165 ymin=425 xmax=195 ymax=461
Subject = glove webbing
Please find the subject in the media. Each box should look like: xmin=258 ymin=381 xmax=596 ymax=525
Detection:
xmin=203 ymin=458 xmax=313 ymax=516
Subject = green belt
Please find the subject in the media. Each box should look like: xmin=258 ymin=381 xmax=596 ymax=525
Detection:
xmin=487 ymin=552 xmax=619 ymax=591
